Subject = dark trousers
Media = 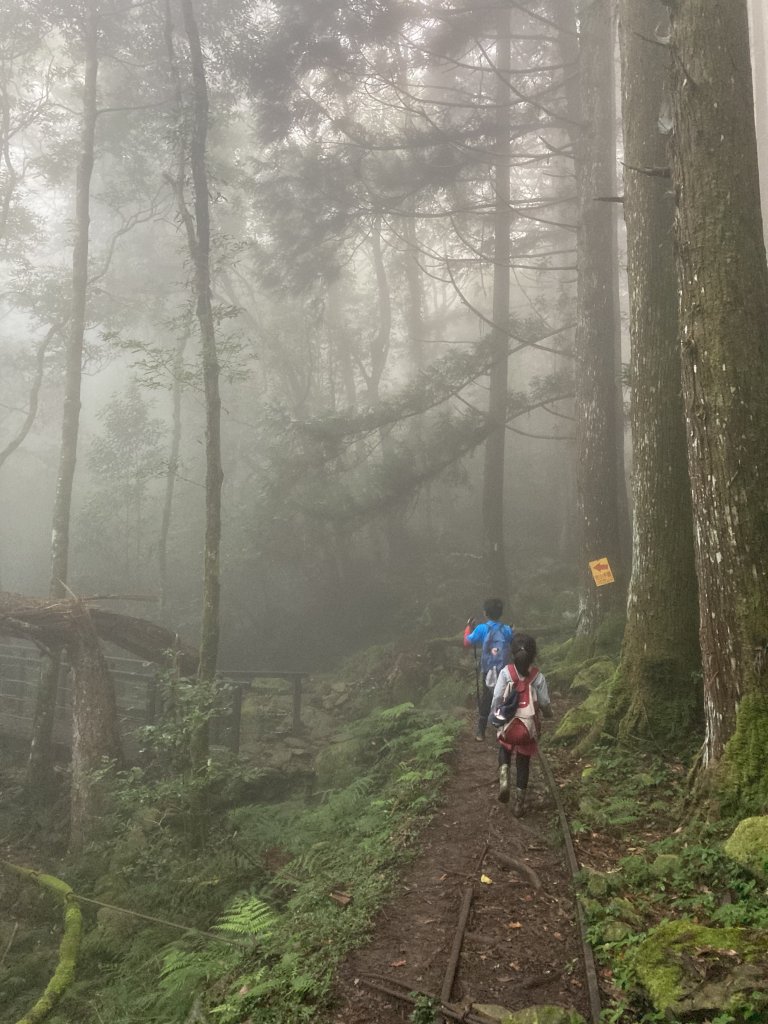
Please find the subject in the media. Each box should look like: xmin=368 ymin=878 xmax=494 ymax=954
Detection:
xmin=477 ymin=684 xmax=493 ymax=736
xmin=498 ymin=745 xmax=531 ymax=789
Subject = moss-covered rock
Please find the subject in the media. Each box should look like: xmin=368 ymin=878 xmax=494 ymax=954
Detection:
xmin=632 ymin=918 xmax=768 ymax=1015
xmin=601 ymin=920 xmax=635 ymax=943
xmin=724 ymin=816 xmax=768 ymax=882
xmin=474 ymin=1005 xmax=587 ymax=1024
xmin=606 ymin=896 xmax=643 ymax=928
xmin=576 ymin=896 xmax=604 ymax=924
xmin=582 ymin=867 xmax=614 ymax=899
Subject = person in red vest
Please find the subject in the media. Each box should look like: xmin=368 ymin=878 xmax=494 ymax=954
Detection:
xmin=490 ymin=633 xmax=552 ymax=816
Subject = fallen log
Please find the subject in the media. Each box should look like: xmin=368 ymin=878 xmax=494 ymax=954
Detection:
xmin=0 ymin=592 xmax=197 ymax=674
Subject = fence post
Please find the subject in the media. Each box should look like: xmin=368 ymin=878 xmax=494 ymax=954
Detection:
xmin=292 ymin=677 xmax=302 ymax=733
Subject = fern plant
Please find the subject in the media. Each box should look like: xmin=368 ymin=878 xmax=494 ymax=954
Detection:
xmin=214 ymin=893 xmax=275 ymax=941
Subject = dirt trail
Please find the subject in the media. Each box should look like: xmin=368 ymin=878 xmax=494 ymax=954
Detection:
xmin=331 ymin=711 xmax=592 ymax=1022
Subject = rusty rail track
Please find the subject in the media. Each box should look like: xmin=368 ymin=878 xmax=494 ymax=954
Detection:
xmin=358 ymin=741 xmax=602 ymax=1024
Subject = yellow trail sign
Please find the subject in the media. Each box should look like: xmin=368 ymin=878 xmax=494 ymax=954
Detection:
xmin=589 ymin=557 xmax=615 ymax=587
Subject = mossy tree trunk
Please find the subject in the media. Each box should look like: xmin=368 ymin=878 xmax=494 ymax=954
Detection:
xmin=610 ymin=0 xmax=701 ymax=747
xmin=670 ymin=0 xmax=768 ymax=805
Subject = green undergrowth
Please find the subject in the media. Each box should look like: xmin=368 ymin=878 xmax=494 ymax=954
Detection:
xmin=567 ymin=748 xmax=768 ymax=1024
xmin=2 ymin=703 xmax=460 ymax=1024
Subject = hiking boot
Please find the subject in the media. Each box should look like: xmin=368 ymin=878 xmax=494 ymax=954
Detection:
xmin=475 ymin=725 xmax=486 ymax=741
xmin=498 ymin=764 xmax=510 ymax=803
xmin=513 ymin=787 xmax=527 ymax=817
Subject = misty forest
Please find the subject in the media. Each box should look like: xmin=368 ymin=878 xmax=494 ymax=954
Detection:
xmin=1 ymin=0 xmax=768 ymax=1022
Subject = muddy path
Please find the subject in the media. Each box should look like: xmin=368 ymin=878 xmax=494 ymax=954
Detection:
xmin=330 ymin=710 xmax=593 ymax=1022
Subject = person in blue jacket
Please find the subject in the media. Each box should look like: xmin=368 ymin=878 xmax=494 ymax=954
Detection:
xmin=463 ymin=597 xmax=514 ymax=740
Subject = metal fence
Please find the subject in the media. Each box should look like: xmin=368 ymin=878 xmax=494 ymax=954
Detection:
xmin=0 ymin=640 xmax=307 ymax=757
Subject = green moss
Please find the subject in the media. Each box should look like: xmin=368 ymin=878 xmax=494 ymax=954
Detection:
xmin=570 ymin=657 xmax=616 ymax=694
xmin=553 ymin=669 xmax=613 ymax=747
xmin=724 ymin=816 xmax=768 ymax=882
xmin=721 ymin=693 xmax=768 ymax=814
xmin=474 ymin=1006 xmax=587 ymax=1024
xmin=582 ymin=868 xmax=614 ymax=899
xmin=632 ymin=918 xmax=768 ymax=1014
xmin=606 ymin=897 xmax=644 ymax=928
xmin=601 ymin=920 xmax=635 ymax=943
xmin=1 ymin=866 xmax=83 ymax=1024
xmin=608 ymin=653 xmax=702 ymax=752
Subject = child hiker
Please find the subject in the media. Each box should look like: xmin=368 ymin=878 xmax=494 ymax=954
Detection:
xmin=490 ymin=633 xmax=552 ymax=817
xmin=464 ymin=598 xmax=514 ymax=741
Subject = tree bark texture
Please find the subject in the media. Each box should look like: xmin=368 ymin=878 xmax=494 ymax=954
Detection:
xmin=670 ymin=0 xmax=768 ymax=795
xmin=571 ymin=0 xmax=627 ymax=639
xmin=611 ymin=0 xmax=701 ymax=746
xmin=482 ymin=3 xmax=511 ymax=602
xmin=28 ymin=0 xmax=99 ymax=794
xmin=179 ymin=0 xmax=223 ymax=695
xmin=68 ymin=606 xmax=123 ymax=852
xmin=747 ymin=0 xmax=768 ymax=229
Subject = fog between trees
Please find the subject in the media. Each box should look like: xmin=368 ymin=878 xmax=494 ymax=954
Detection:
xmin=1 ymin=0 xmax=768 ymax=822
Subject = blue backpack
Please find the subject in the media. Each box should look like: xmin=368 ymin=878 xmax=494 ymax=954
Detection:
xmin=481 ymin=622 xmax=511 ymax=678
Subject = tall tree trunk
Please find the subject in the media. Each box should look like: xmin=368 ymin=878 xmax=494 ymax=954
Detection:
xmin=158 ymin=332 xmax=188 ymax=620
xmin=571 ymin=0 xmax=626 ymax=640
xmin=401 ymin=213 xmax=436 ymax=534
xmin=670 ymin=0 xmax=768 ymax=804
xmin=27 ymin=0 xmax=100 ymax=794
xmin=747 ymin=0 xmax=768 ymax=229
xmin=326 ymin=278 xmax=356 ymax=409
xmin=68 ymin=606 xmax=124 ymax=853
xmin=482 ymin=3 xmax=511 ymax=601
xmin=368 ymin=218 xmax=407 ymax=561
xmin=610 ymin=0 xmax=701 ymax=746
xmin=180 ymin=0 xmax=223 ymax=768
